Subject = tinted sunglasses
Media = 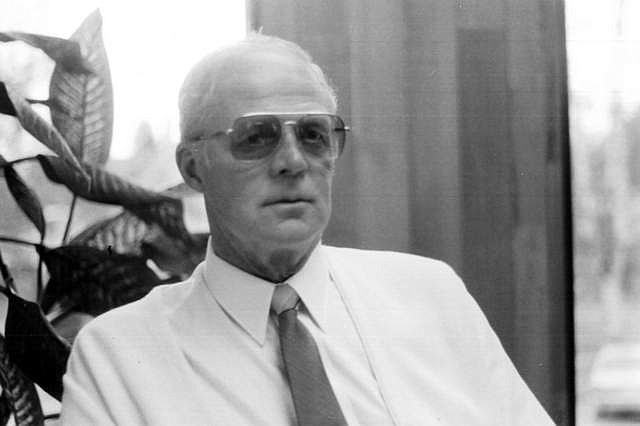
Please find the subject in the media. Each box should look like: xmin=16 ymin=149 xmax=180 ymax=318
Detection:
xmin=203 ymin=113 xmax=350 ymax=161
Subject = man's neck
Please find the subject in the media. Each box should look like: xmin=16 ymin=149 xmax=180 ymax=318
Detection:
xmin=211 ymin=237 xmax=317 ymax=283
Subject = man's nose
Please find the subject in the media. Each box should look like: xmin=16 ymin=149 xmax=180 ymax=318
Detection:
xmin=269 ymin=125 xmax=308 ymax=176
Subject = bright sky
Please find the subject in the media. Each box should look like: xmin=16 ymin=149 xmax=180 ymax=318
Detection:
xmin=0 ymin=0 xmax=246 ymax=159
xmin=565 ymin=0 xmax=640 ymax=138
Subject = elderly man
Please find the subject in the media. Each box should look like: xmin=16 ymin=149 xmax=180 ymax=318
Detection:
xmin=61 ymin=34 xmax=555 ymax=425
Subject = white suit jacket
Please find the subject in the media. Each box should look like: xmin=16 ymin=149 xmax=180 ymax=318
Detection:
xmin=61 ymin=245 xmax=555 ymax=425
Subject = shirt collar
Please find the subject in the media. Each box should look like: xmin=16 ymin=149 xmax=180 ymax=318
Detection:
xmin=201 ymin=240 xmax=330 ymax=346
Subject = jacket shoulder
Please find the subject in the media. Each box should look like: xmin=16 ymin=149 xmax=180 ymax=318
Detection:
xmin=322 ymin=245 xmax=473 ymax=308
xmin=74 ymin=271 xmax=199 ymax=346
xmin=323 ymin=245 xmax=459 ymax=279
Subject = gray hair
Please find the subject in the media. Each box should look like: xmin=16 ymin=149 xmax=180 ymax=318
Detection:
xmin=178 ymin=32 xmax=338 ymax=144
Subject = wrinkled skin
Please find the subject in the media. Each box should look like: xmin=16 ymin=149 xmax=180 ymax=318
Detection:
xmin=178 ymin=50 xmax=337 ymax=282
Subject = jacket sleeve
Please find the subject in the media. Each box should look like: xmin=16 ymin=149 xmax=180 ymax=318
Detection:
xmin=60 ymin=324 xmax=118 ymax=425
xmin=451 ymin=269 xmax=557 ymax=426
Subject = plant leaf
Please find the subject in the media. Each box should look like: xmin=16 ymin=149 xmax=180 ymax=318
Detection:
xmin=3 ymin=290 xmax=70 ymax=402
xmin=52 ymin=311 xmax=94 ymax=345
xmin=0 ymin=155 xmax=46 ymax=239
xmin=0 ymin=32 xmax=93 ymax=74
xmin=37 ymin=153 xmax=161 ymax=206
xmin=69 ymin=210 xmax=155 ymax=255
xmin=0 ymin=247 xmax=17 ymax=312
xmin=0 ymin=334 xmax=45 ymax=425
xmin=141 ymin=231 xmax=207 ymax=277
xmin=70 ymin=211 xmax=207 ymax=276
xmin=0 ymin=83 xmax=17 ymax=116
xmin=0 ymin=395 xmax=10 ymax=426
xmin=37 ymin=155 xmax=190 ymax=241
xmin=1 ymin=82 xmax=89 ymax=182
xmin=39 ymin=245 xmax=162 ymax=317
xmin=49 ymin=9 xmax=113 ymax=165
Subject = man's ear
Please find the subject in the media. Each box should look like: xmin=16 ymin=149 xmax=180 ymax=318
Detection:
xmin=176 ymin=143 xmax=204 ymax=193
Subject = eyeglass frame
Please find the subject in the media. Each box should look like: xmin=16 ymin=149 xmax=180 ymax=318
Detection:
xmin=190 ymin=112 xmax=351 ymax=163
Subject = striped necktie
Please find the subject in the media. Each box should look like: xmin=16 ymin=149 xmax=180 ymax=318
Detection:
xmin=271 ymin=284 xmax=348 ymax=426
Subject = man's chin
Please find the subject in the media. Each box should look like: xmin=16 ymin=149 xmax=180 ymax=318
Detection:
xmin=262 ymin=220 xmax=322 ymax=246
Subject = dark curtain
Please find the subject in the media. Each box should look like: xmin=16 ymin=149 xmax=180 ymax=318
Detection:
xmin=248 ymin=0 xmax=574 ymax=423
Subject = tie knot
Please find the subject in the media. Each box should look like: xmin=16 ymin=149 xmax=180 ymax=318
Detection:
xmin=271 ymin=284 xmax=300 ymax=315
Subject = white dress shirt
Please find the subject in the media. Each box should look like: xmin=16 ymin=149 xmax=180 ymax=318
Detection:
xmin=61 ymin=243 xmax=555 ymax=425
xmin=197 ymin=242 xmax=393 ymax=425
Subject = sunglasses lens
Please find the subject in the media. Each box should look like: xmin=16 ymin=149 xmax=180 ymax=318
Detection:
xmin=230 ymin=116 xmax=280 ymax=160
xmin=297 ymin=115 xmax=336 ymax=158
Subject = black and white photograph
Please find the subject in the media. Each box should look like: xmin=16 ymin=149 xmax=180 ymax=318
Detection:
xmin=0 ymin=1 xmax=636 ymax=425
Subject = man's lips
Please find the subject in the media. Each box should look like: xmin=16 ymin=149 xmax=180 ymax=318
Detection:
xmin=262 ymin=196 xmax=314 ymax=206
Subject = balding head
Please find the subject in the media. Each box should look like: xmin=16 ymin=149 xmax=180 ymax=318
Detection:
xmin=178 ymin=33 xmax=337 ymax=143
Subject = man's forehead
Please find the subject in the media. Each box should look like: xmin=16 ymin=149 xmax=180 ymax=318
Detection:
xmin=217 ymin=53 xmax=329 ymax=101
xmin=205 ymin=53 xmax=333 ymax=121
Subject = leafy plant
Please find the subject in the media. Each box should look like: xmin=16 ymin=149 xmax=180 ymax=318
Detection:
xmin=0 ymin=334 xmax=45 ymax=426
xmin=0 ymin=250 xmax=45 ymax=425
xmin=0 ymin=9 xmax=206 ymax=423
xmin=0 ymin=32 xmax=92 ymax=74
xmin=38 ymin=245 xmax=162 ymax=317
xmin=0 ymin=155 xmax=45 ymax=242
xmin=0 ymin=83 xmax=88 ymax=182
xmin=48 ymin=10 xmax=113 ymax=167
xmin=3 ymin=286 xmax=70 ymax=402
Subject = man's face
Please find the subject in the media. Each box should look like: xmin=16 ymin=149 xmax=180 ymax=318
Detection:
xmin=195 ymin=51 xmax=338 ymax=264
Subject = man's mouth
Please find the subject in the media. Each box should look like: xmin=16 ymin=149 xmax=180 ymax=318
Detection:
xmin=263 ymin=196 xmax=314 ymax=206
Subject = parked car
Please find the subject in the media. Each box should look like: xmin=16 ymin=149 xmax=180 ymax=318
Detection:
xmin=589 ymin=342 xmax=640 ymax=421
